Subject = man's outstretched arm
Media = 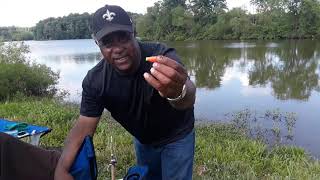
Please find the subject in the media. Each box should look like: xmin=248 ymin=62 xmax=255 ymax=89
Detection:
xmin=54 ymin=115 xmax=100 ymax=180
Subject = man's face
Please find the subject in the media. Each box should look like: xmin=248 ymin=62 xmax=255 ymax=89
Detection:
xmin=97 ymin=31 xmax=141 ymax=74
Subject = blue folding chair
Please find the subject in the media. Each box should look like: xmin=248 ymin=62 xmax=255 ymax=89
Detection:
xmin=70 ymin=135 xmax=148 ymax=180
xmin=0 ymin=118 xmax=51 ymax=137
xmin=70 ymin=136 xmax=98 ymax=180
xmin=0 ymin=118 xmax=51 ymax=145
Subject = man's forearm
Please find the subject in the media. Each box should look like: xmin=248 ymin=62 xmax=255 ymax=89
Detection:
xmin=54 ymin=116 xmax=100 ymax=179
xmin=55 ymin=125 xmax=86 ymax=173
xmin=169 ymin=79 xmax=196 ymax=110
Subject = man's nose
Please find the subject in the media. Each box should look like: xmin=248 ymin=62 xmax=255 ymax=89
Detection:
xmin=112 ymin=43 xmax=124 ymax=53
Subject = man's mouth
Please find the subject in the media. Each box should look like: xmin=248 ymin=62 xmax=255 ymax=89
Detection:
xmin=114 ymin=56 xmax=128 ymax=63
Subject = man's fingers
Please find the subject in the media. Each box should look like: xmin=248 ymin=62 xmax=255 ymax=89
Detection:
xmin=152 ymin=62 xmax=187 ymax=84
xmin=150 ymin=63 xmax=184 ymax=84
xmin=143 ymin=72 xmax=162 ymax=91
xmin=156 ymin=56 xmax=187 ymax=75
xmin=144 ymin=56 xmax=189 ymax=98
xmin=150 ymin=68 xmax=174 ymax=87
xmin=143 ymin=72 xmax=181 ymax=98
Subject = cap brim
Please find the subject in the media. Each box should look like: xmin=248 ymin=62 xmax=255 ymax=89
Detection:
xmin=95 ymin=24 xmax=133 ymax=41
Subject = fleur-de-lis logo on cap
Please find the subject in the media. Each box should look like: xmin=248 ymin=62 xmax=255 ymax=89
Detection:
xmin=102 ymin=9 xmax=116 ymax=21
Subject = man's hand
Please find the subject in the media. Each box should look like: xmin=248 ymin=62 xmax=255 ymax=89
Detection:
xmin=54 ymin=168 xmax=74 ymax=180
xmin=144 ymin=56 xmax=188 ymax=99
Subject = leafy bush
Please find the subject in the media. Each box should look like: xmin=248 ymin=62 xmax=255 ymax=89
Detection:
xmin=11 ymin=31 xmax=34 ymax=41
xmin=0 ymin=27 xmax=34 ymax=41
xmin=0 ymin=42 xmax=59 ymax=101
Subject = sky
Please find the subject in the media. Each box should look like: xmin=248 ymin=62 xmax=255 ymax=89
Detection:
xmin=0 ymin=0 xmax=251 ymax=27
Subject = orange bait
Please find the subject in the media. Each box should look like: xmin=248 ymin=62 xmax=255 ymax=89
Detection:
xmin=146 ymin=56 xmax=158 ymax=63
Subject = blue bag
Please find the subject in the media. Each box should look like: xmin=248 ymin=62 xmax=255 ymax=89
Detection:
xmin=123 ymin=165 xmax=148 ymax=180
xmin=70 ymin=136 xmax=98 ymax=180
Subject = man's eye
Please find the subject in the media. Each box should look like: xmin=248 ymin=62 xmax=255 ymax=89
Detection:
xmin=120 ymin=34 xmax=131 ymax=42
xmin=101 ymin=40 xmax=112 ymax=47
xmin=119 ymin=37 xmax=129 ymax=43
xmin=104 ymin=42 xmax=112 ymax=48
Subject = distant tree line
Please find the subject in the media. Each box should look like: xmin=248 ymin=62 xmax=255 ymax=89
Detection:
xmin=0 ymin=12 xmax=142 ymax=41
xmin=137 ymin=0 xmax=320 ymax=40
xmin=1 ymin=0 xmax=320 ymax=41
xmin=0 ymin=27 xmax=34 ymax=41
xmin=32 ymin=12 xmax=142 ymax=40
xmin=33 ymin=13 xmax=92 ymax=40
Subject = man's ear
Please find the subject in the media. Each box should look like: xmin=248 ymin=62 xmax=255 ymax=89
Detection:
xmin=133 ymin=25 xmax=137 ymax=37
xmin=91 ymin=34 xmax=99 ymax=45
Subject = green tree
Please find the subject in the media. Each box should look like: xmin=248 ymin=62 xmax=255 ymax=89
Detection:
xmin=0 ymin=27 xmax=34 ymax=41
xmin=171 ymin=6 xmax=194 ymax=40
xmin=297 ymin=0 xmax=320 ymax=38
xmin=0 ymin=42 xmax=59 ymax=100
xmin=162 ymin=0 xmax=186 ymax=8
xmin=250 ymin=0 xmax=286 ymax=12
xmin=190 ymin=0 xmax=227 ymax=26
xmin=33 ymin=13 xmax=91 ymax=40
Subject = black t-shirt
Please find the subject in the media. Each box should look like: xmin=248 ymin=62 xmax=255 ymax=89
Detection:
xmin=80 ymin=41 xmax=194 ymax=146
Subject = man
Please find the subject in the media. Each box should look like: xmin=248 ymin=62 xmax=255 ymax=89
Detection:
xmin=0 ymin=4 xmax=196 ymax=180
xmin=54 ymin=4 xmax=196 ymax=180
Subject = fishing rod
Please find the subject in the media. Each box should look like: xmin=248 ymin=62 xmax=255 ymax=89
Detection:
xmin=108 ymin=136 xmax=117 ymax=180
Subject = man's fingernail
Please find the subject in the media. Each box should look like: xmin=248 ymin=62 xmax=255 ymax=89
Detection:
xmin=150 ymin=68 xmax=155 ymax=73
xmin=153 ymin=63 xmax=158 ymax=67
xmin=144 ymin=73 xmax=149 ymax=78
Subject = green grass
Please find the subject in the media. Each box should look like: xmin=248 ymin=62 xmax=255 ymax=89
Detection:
xmin=1 ymin=99 xmax=319 ymax=179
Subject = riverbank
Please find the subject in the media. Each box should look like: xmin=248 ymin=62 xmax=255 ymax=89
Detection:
xmin=1 ymin=98 xmax=319 ymax=179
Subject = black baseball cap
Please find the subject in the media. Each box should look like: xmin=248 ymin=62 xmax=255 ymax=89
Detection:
xmin=91 ymin=5 xmax=133 ymax=41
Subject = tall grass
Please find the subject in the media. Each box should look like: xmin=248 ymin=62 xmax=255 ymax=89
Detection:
xmin=0 ymin=99 xmax=319 ymax=179
xmin=0 ymin=98 xmax=77 ymax=146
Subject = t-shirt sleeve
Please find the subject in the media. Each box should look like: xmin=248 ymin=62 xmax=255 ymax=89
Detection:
xmin=154 ymin=43 xmax=183 ymax=65
xmin=163 ymin=48 xmax=182 ymax=64
xmin=161 ymin=44 xmax=190 ymax=79
xmin=80 ymin=74 xmax=104 ymax=117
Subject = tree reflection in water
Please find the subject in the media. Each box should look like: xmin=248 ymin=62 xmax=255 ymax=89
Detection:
xmin=170 ymin=40 xmax=320 ymax=101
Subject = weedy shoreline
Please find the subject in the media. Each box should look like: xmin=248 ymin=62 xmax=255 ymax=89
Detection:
xmin=1 ymin=98 xmax=319 ymax=179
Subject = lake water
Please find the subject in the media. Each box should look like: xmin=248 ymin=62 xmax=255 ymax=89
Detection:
xmin=24 ymin=39 xmax=320 ymax=158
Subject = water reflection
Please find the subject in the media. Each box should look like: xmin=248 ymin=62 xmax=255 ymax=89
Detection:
xmin=172 ymin=41 xmax=241 ymax=89
xmin=168 ymin=40 xmax=320 ymax=101
xmin=34 ymin=53 xmax=102 ymax=65
xmin=250 ymin=40 xmax=320 ymax=100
